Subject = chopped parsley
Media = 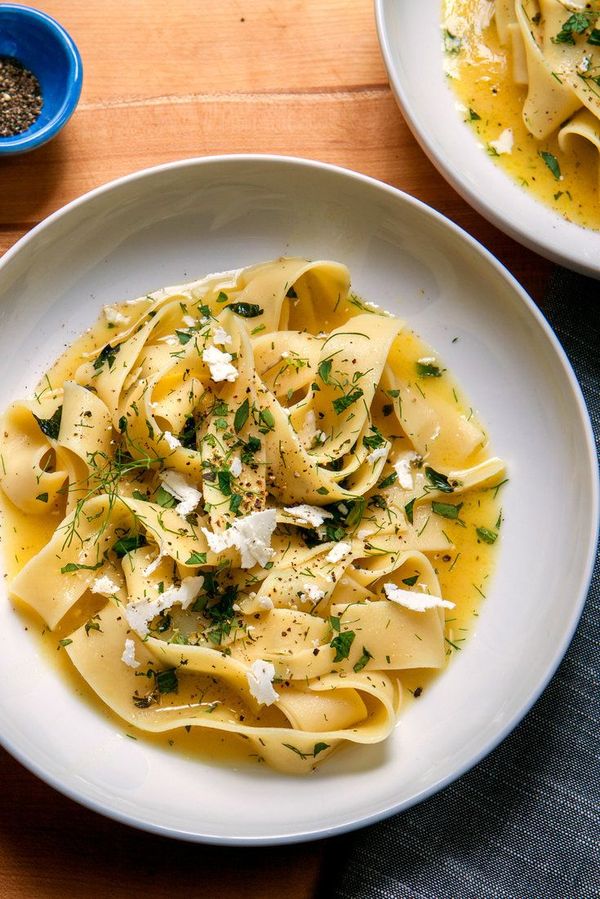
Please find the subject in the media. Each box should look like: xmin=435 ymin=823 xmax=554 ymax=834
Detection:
xmin=33 ymin=405 xmax=62 ymax=440
xmin=431 ymin=500 xmax=463 ymax=520
xmin=225 ymin=302 xmax=263 ymax=317
xmin=330 ymin=630 xmax=355 ymax=662
xmin=93 ymin=343 xmax=120 ymax=371
xmin=332 ymin=387 xmax=363 ymax=415
xmin=539 ymin=151 xmax=561 ymax=180
xmin=353 ymin=646 xmax=373 ymax=673
xmin=476 ymin=526 xmax=498 ymax=544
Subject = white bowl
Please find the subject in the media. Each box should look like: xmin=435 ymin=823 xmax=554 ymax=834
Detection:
xmin=375 ymin=0 xmax=600 ymax=278
xmin=0 ymin=156 xmax=596 ymax=844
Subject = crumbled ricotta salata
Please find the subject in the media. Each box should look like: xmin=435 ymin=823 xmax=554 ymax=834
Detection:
xmin=489 ymin=128 xmax=514 ymax=155
xmin=246 ymin=659 xmax=279 ymax=706
xmin=394 ymin=452 xmax=418 ymax=490
xmin=103 ymin=305 xmax=130 ymax=326
xmin=326 ymin=541 xmax=352 ymax=564
xmin=162 ymin=431 xmax=181 ymax=450
xmin=202 ymin=345 xmax=238 ymax=382
xmin=367 ymin=445 xmax=388 ymax=465
xmin=284 ymin=504 xmax=334 ymax=527
xmin=91 ymin=574 xmax=121 ymax=596
xmin=301 ymin=582 xmax=326 ymax=605
xmin=417 ymin=356 xmax=437 ymax=365
xmin=143 ymin=547 xmax=166 ymax=577
xmin=229 ymin=455 xmax=242 ymax=478
xmin=124 ymin=576 xmax=204 ymax=637
xmin=300 ymin=409 xmax=317 ymax=442
xmin=213 ymin=325 xmax=232 ymax=346
xmin=121 ymin=638 xmax=140 ymax=669
xmin=383 ymin=583 xmax=455 ymax=612
xmin=201 ymin=509 xmax=277 ymax=568
xmin=182 ymin=314 xmax=196 ymax=327
xmin=258 ymin=595 xmax=274 ymax=610
xmin=160 ymin=470 xmax=202 ymax=517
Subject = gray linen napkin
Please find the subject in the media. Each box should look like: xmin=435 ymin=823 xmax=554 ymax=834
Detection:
xmin=319 ymin=268 xmax=600 ymax=899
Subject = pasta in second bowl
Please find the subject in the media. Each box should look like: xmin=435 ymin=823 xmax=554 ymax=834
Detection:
xmin=0 ymin=257 xmax=505 ymax=774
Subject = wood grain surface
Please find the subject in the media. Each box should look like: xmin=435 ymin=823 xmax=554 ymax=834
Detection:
xmin=0 ymin=2 xmax=552 ymax=897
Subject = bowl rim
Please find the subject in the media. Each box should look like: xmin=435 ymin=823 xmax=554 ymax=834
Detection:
xmin=374 ymin=0 xmax=600 ymax=279
xmin=0 ymin=154 xmax=597 ymax=844
xmin=0 ymin=3 xmax=83 ymax=154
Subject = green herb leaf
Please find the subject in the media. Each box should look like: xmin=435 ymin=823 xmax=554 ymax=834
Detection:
xmin=378 ymin=472 xmax=397 ymax=490
xmin=155 ymin=668 xmax=178 ymax=694
xmin=259 ymin=409 xmax=275 ymax=432
xmin=313 ymin=742 xmax=330 ymax=757
xmin=363 ymin=426 xmax=385 ymax=450
xmin=234 ymin=398 xmax=250 ymax=433
xmin=216 ymin=291 xmax=229 ymax=303
xmin=178 ymin=416 xmax=196 ymax=449
xmin=33 ymin=405 xmax=63 ymax=440
xmin=217 ymin=469 xmax=233 ymax=496
xmin=36 ymin=492 xmax=49 ymax=503
xmin=112 ymin=534 xmax=148 ymax=558
xmin=402 ymin=575 xmax=419 ymax=587
xmin=93 ymin=344 xmax=120 ymax=371
xmin=405 ymin=498 xmax=415 ymax=524
xmin=61 ymin=560 xmax=104 ymax=574
xmin=318 ymin=359 xmax=332 ymax=383
xmin=431 ymin=500 xmax=463 ymax=520
xmin=353 ymin=646 xmax=373 ymax=673
xmin=316 ymin=486 xmax=329 ymax=495
xmin=329 ymin=615 xmax=341 ymax=633
xmin=84 ymin=616 xmax=102 ymax=636
xmin=57 ymin=638 xmax=72 ymax=649
xmin=155 ymin=485 xmax=177 ymax=508
xmin=332 ymin=387 xmax=364 ymax=415
xmin=345 ymin=497 xmax=366 ymax=529
xmin=175 ymin=329 xmax=193 ymax=345
xmin=186 ymin=551 xmax=207 ymax=565
xmin=225 ymin=302 xmax=263 ymax=318
xmin=476 ymin=526 xmax=498 ymax=544
xmin=588 ymin=28 xmax=600 ymax=45
xmin=229 ymin=493 xmax=243 ymax=514
xmin=468 ymin=107 xmax=481 ymax=121
xmin=416 ymin=361 xmax=442 ymax=378
xmin=539 ymin=151 xmax=561 ymax=180
xmin=425 ymin=466 xmax=454 ymax=493
xmin=330 ymin=630 xmax=355 ymax=662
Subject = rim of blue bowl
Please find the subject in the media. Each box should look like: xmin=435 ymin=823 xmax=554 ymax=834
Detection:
xmin=0 ymin=4 xmax=83 ymax=154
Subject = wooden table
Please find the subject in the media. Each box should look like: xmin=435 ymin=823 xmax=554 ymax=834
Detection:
xmin=0 ymin=2 xmax=553 ymax=897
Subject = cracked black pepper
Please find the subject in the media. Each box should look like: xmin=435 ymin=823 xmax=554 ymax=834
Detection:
xmin=0 ymin=57 xmax=43 ymax=138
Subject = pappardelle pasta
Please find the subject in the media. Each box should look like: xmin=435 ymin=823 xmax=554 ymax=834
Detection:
xmin=0 ymin=258 xmax=505 ymax=773
xmin=443 ymin=0 xmax=600 ymax=229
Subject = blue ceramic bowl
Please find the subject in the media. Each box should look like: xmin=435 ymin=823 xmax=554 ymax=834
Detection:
xmin=0 ymin=4 xmax=82 ymax=155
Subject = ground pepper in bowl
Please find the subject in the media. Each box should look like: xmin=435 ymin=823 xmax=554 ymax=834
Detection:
xmin=0 ymin=56 xmax=42 ymax=137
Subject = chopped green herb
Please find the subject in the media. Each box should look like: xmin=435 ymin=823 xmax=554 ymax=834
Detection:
xmin=432 ymin=500 xmax=463 ymax=520
xmin=416 ymin=361 xmax=442 ymax=378
xmin=156 ymin=668 xmax=178 ymax=694
xmin=58 ymin=638 xmax=72 ymax=649
xmin=353 ymin=646 xmax=373 ymax=673
xmin=225 ymin=302 xmax=263 ymax=317
xmin=402 ymin=575 xmax=419 ymax=587
xmin=330 ymin=630 xmax=355 ymax=662
xmin=112 ymin=534 xmax=148 ymax=558
xmin=363 ymin=426 xmax=385 ymax=451
xmin=36 ymin=492 xmax=49 ymax=503
xmin=176 ymin=329 xmax=193 ymax=345
xmin=33 ymin=405 xmax=63 ymax=440
xmin=93 ymin=344 xmax=120 ymax=371
xmin=332 ymin=387 xmax=363 ymax=415
xmin=229 ymin=493 xmax=243 ymax=514
xmin=155 ymin=485 xmax=177 ymax=508
xmin=425 ymin=466 xmax=454 ymax=493
xmin=405 ymin=498 xmax=415 ymax=524
xmin=84 ymin=616 xmax=102 ymax=636
xmin=588 ymin=28 xmax=600 ymax=45
xmin=468 ymin=107 xmax=481 ymax=121
xmin=318 ymin=359 xmax=332 ymax=383
xmin=378 ymin=472 xmax=397 ymax=490
xmin=539 ymin=151 xmax=561 ymax=180
xmin=217 ymin=469 xmax=233 ymax=496
xmin=185 ymin=551 xmax=207 ymax=565
xmin=216 ymin=291 xmax=229 ymax=303
xmin=234 ymin=398 xmax=250 ymax=433
xmin=259 ymin=409 xmax=275 ymax=432
xmin=329 ymin=615 xmax=341 ymax=633
xmin=476 ymin=527 xmax=498 ymax=544
xmin=61 ymin=560 xmax=104 ymax=574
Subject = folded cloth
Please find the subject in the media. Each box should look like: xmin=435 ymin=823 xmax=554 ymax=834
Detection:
xmin=322 ymin=268 xmax=600 ymax=899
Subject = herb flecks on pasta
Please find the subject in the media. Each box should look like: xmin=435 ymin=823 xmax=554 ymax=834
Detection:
xmin=0 ymin=258 xmax=505 ymax=773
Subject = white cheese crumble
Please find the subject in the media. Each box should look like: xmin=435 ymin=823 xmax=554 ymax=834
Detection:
xmin=201 ymin=509 xmax=277 ymax=569
xmin=281 ymin=351 xmax=290 ymax=358
xmin=162 ymin=430 xmax=181 ymax=450
xmin=202 ymin=345 xmax=238 ymax=383
xmin=182 ymin=314 xmax=196 ymax=327
xmin=160 ymin=470 xmax=202 ymax=517
xmin=213 ymin=325 xmax=232 ymax=346
xmin=143 ymin=548 xmax=165 ymax=577
xmin=103 ymin=305 xmax=130 ymax=326
xmin=124 ymin=576 xmax=204 ymax=637
xmin=326 ymin=541 xmax=352 ymax=564
xmin=367 ymin=445 xmax=388 ymax=464
xmin=246 ymin=659 xmax=279 ymax=706
xmin=417 ymin=356 xmax=437 ymax=365
xmin=383 ymin=583 xmax=455 ymax=612
xmin=258 ymin=595 xmax=274 ymax=610
xmin=489 ymin=128 xmax=514 ymax=155
xmin=284 ymin=504 xmax=334 ymax=527
xmin=301 ymin=582 xmax=326 ymax=605
xmin=121 ymin=638 xmax=140 ymax=669
xmin=300 ymin=409 xmax=317 ymax=442
xmin=394 ymin=452 xmax=418 ymax=490
xmin=229 ymin=455 xmax=242 ymax=477
xmin=90 ymin=574 xmax=121 ymax=596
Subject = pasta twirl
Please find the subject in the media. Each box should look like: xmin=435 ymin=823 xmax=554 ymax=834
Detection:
xmin=0 ymin=258 xmax=505 ymax=773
